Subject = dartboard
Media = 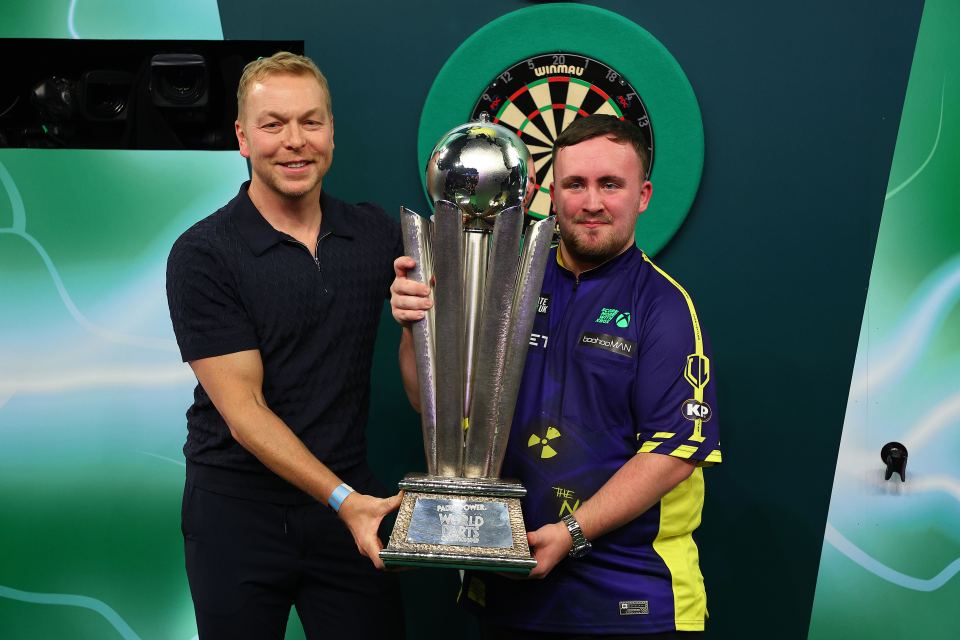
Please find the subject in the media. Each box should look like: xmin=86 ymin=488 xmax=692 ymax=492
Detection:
xmin=470 ymin=53 xmax=653 ymax=220
xmin=418 ymin=3 xmax=704 ymax=257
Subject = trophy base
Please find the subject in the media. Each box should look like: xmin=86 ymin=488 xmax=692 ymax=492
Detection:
xmin=380 ymin=474 xmax=536 ymax=573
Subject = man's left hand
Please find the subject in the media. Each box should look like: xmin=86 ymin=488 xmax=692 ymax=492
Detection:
xmin=526 ymin=521 xmax=573 ymax=579
xmin=337 ymin=491 xmax=402 ymax=570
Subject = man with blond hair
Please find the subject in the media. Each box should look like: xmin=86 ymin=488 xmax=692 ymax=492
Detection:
xmin=166 ymin=51 xmax=404 ymax=639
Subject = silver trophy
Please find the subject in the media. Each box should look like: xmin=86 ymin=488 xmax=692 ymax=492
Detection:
xmin=380 ymin=115 xmax=555 ymax=572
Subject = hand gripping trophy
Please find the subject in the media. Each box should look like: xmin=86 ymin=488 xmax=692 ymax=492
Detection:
xmin=380 ymin=115 xmax=555 ymax=573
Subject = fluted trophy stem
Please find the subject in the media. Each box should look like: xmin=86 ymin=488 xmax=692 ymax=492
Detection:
xmin=462 ymin=205 xmax=524 ymax=478
xmin=461 ymin=231 xmax=489 ymax=425
xmin=431 ymin=200 xmax=465 ymax=477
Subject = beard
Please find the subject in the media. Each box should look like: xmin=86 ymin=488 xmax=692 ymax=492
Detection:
xmin=558 ymin=214 xmax=632 ymax=267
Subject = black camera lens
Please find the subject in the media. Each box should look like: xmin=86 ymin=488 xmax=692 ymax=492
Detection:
xmin=149 ymin=54 xmax=208 ymax=107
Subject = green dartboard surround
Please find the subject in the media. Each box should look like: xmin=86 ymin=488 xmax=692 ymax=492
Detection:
xmin=418 ymin=4 xmax=704 ymax=257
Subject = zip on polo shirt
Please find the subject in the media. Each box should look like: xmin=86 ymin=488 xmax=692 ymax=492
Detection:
xmin=551 ymin=248 xmax=641 ymax=411
xmin=556 ymin=268 xmax=580 ymax=421
xmin=556 ymin=244 xmax=636 ymax=287
xmin=283 ymin=230 xmax=332 ymax=271
xmin=552 ymin=247 xmax=614 ymax=360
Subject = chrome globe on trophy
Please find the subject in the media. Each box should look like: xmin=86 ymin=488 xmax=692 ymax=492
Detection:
xmin=379 ymin=115 xmax=555 ymax=572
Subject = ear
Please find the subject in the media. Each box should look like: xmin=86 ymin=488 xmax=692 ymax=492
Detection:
xmin=636 ymin=180 xmax=653 ymax=215
xmin=235 ymin=120 xmax=250 ymax=158
xmin=548 ymin=181 xmax=555 ymax=203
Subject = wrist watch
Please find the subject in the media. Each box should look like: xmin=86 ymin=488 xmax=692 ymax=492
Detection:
xmin=562 ymin=514 xmax=592 ymax=558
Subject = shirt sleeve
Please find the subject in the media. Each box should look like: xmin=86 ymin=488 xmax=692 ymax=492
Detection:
xmin=165 ymin=231 xmax=260 ymax=362
xmin=387 ymin=206 xmax=405 ymax=298
xmin=633 ymin=284 xmax=722 ymax=466
xmin=392 ymin=212 xmax=404 ymax=259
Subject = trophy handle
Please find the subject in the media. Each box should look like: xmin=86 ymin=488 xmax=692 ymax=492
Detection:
xmin=400 ymin=207 xmax=439 ymax=475
xmin=431 ymin=200 xmax=466 ymax=477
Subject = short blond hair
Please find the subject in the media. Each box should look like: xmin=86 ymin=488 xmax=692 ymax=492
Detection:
xmin=237 ymin=51 xmax=331 ymax=119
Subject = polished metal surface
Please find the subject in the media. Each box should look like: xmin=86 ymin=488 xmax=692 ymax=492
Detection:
xmin=378 ymin=549 xmax=536 ymax=571
xmin=400 ymin=208 xmax=437 ymax=474
xmin=431 ymin=200 xmax=465 ymax=477
xmin=406 ymin=497 xmax=513 ymax=548
xmin=380 ymin=490 xmax=535 ymax=572
xmin=398 ymin=472 xmax=527 ymax=498
xmin=461 ymin=230 xmax=488 ymax=422
xmin=462 ymin=205 xmax=524 ymax=478
xmin=522 ymin=146 xmax=537 ymax=209
xmin=425 ymin=116 xmax=528 ymax=231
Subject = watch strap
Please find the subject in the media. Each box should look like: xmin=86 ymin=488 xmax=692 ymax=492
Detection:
xmin=562 ymin=514 xmax=592 ymax=558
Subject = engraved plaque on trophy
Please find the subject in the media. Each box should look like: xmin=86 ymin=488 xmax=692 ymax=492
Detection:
xmin=379 ymin=115 xmax=554 ymax=573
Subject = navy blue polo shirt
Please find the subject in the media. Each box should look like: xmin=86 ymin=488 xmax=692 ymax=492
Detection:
xmin=166 ymin=182 xmax=402 ymax=502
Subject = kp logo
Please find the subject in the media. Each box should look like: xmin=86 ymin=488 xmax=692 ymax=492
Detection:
xmin=681 ymin=399 xmax=712 ymax=422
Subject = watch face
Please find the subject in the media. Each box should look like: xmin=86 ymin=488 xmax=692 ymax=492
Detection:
xmin=470 ymin=53 xmax=653 ymax=220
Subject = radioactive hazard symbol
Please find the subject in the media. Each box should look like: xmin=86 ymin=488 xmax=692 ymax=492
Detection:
xmin=527 ymin=426 xmax=561 ymax=459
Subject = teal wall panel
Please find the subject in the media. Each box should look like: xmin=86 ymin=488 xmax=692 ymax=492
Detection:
xmin=0 ymin=0 xmax=222 ymax=39
xmin=809 ymin=0 xmax=960 ymax=637
xmin=0 ymin=149 xmax=248 ymax=640
xmin=0 ymin=9 xmax=236 ymax=640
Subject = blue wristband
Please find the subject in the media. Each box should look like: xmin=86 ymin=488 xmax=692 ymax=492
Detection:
xmin=328 ymin=483 xmax=355 ymax=512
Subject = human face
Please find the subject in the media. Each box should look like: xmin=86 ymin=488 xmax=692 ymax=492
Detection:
xmin=235 ymin=73 xmax=334 ymax=203
xmin=550 ymin=136 xmax=652 ymax=273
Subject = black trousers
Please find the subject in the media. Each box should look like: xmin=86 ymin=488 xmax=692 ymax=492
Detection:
xmin=480 ymin=620 xmax=704 ymax=640
xmin=182 ymin=470 xmax=404 ymax=639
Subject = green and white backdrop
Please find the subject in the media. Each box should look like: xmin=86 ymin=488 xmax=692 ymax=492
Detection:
xmin=0 ymin=1 xmax=955 ymax=638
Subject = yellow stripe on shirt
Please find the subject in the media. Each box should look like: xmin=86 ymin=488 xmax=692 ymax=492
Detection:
xmin=652 ymin=467 xmax=708 ymax=631
xmin=642 ymin=253 xmax=709 ymax=443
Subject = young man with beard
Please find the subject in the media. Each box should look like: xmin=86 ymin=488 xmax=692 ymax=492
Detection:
xmin=166 ymin=52 xmax=403 ymax=639
xmin=390 ymin=115 xmax=722 ymax=638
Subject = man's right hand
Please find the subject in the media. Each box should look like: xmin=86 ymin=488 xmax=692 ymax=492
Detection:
xmin=336 ymin=491 xmax=403 ymax=570
xmin=389 ymin=256 xmax=432 ymax=326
